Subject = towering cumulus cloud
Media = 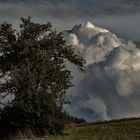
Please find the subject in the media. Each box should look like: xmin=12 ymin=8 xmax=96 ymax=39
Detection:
xmin=64 ymin=21 xmax=140 ymax=121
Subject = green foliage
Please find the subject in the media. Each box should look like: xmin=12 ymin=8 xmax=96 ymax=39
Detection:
xmin=0 ymin=17 xmax=84 ymax=136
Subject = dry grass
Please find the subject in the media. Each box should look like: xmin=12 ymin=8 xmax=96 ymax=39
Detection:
xmin=2 ymin=118 xmax=140 ymax=140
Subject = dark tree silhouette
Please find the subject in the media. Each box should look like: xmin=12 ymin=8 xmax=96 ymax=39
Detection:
xmin=0 ymin=17 xmax=84 ymax=136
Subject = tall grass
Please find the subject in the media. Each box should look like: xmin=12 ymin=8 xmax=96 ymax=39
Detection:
xmin=1 ymin=118 xmax=140 ymax=140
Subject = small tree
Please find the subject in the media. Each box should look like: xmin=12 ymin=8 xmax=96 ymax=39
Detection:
xmin=0 ymin=17 xmax=84 ymax=136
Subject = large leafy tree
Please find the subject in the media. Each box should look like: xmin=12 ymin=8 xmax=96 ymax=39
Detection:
xmin=0 ymin=17 xmax=84 ymax=136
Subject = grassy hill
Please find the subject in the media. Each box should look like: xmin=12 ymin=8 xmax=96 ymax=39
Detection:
xmin=10 ymin=118 xmax=140 ymax=140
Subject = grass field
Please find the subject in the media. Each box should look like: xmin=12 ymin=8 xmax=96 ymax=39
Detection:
xmin=4 ymin=118 xmax=140 ymax=140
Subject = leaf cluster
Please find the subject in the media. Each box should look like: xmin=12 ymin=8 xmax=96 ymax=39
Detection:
xmin=0 ymin=17 xmax=84 ymax=136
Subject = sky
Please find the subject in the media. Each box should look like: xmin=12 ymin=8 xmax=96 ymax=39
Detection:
xmin=0 ymin=0 xmax=140 ymax=41
xmin=1 ymin=0 xmax=140 ymax=121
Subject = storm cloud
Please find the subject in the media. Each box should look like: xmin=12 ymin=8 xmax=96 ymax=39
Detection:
xmin=0 ymin=0 xmax=140 ymax=40
xmin=64 ymin=22 xmax=140 ymax=121
xmin=0 ymin=0 xmax=140 ymax=17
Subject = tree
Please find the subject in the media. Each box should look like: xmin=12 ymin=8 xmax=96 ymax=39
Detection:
xmin=0 ymin=17 xmax=84 ymax=136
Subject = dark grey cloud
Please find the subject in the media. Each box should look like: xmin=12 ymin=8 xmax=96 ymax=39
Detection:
xmin=0 ymin=0 xmax=140 ymax=41
xmin=64 ymin=0 xmax=140 ymax=16
xmin=0 ymin=0 xmax=140 ymax=18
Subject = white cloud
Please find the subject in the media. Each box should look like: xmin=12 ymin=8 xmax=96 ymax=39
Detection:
xmin=64 ymin=21 xmax=140 ymax=121
xmin=82 ymin=98 xmax=109 ymax=120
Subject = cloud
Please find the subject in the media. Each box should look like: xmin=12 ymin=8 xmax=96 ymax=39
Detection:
xmin=82 ymin=98 xmax=109 ymax=120
xmin=93 ymin=14 xmax=140 ymax=41
xmin=0 ymin=0 xmax=140 ymax=122
xmin=0 ymin=1 xmax=140 ymax=41
xmin=0 ymin=0 xmax=140 ymax=18
xmin=64 ymin=21 xmax=140 ymax=121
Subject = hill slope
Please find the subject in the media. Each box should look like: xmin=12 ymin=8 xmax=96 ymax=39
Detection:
xmin=29 ymin=118 xmax=140 ymax=140
xmin=49 ymin=118 xmax=140 ymax=140
xmin=65 ymin=118 xmax=140 ymax=140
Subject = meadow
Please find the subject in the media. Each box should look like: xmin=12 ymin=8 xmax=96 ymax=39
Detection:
xmin=11 ymin=118 xmax=140 ymax=140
